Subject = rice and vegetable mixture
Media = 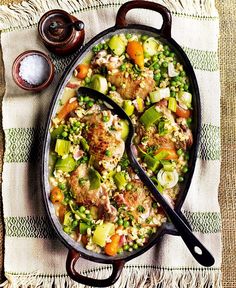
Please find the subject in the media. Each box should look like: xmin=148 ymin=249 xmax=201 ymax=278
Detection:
xmin=49 ymin=33 xmax=193 ymax=256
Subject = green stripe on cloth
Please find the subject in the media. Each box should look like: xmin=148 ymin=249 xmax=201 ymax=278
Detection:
xmin=5 ymin=212 xmax=221 ymax=238
xmin=3 ymin=123 xmax=220 ymax=163
xmin=198 ymin=124 xmax=220 ymax=160
xmin=5 ymin=216 xmax=55 ymax=239
xmin=183 ymin=211 xmax=221 ymax=233
xmin=182 ymin=47 xmax=219 ymax=71
xmin=51 ymin=46 xmax=219 ymax=74
xmin=4 ymin=127 xmax=44 ymax=163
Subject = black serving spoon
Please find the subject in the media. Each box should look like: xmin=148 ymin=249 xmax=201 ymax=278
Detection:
xmin=77 ymin=87 xmax=215 ymax=267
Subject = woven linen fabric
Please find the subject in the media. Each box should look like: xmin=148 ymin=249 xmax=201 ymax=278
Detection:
xmin=0 ymin=0 xmax=222 ymax=287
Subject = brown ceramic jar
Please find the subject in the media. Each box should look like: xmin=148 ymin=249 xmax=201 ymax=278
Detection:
xmin=38 ymin=9 xmax=85 ymax=56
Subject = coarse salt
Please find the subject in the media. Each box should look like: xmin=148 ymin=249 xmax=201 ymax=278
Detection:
xmin=19 ymin=54 xmax=50 ymax=85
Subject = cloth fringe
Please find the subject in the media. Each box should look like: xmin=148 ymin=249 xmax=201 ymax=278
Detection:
xmin=1 ymin=267 xmax=221 ymax=288
xmin=0 ymin=0 xmax=218 ymax=32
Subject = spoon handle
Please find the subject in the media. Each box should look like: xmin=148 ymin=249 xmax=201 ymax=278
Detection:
xmin=128 ymin=150 xmax=215 ymax=267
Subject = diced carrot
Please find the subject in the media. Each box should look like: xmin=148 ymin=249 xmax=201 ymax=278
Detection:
xmin=156 ymin=147 xmax=178 ymax=160
xmin=57 ymin=99 xmax=79 ymax=122
xmin=175 ymin=105 xmax=191 ymax=118
xmin=50 ymin=187 xmax=64 ymax=204
xmin=75 ymin=64 xmax=89 ymax=79
xmin=126 ymin=41 xmax=144 ymax=69
xmin=104 ymin=234 xmax=121 ymax=256
xmin=58 ymin=205 xmax=67 ymax=223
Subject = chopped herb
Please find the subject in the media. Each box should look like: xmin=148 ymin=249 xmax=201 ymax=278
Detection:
xmin=137 ymin=205 xmax=145 ymax=213
xmin=105 ymin=149 xmax=111 ymax=157
xmin=103 ymin=115 xmax=110 ymax=122
xmin=141 ymin=136 xmax=148 ymax=144
xmin=146 ymin=145 xmax=158 ymax=156
xmin=79 ymin=178 xmax=87 ymax=186
xmin=145 ymin=217 xmax=152 ymax=224
xmin=119 ymin=154 xmax=130 ymax=170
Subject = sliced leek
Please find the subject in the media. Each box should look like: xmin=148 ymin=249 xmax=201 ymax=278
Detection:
xmin=123 ymin=100 xmax=134 ymax=116
xmin=143 ymin=37 xmax=160 ymax=56
xmin=140 ymin=105 xmax=162 ymax=128
xmin=88 ymin=168 xmax=101 ymax=190
xmin=157 ymin=168 xmax=178 ymax=189
xmin=108 ymin=35 xmax=126 ymax=56
xmin=177 ymin=91 xmax=192 ymax=109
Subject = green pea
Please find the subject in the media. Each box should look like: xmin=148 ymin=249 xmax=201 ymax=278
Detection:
xmin=117 ymin=218 xmax=124 ymax=226
xmin=79 ymin=206 xmax=86 ymax=213
xmin=133 ymin=243 xmax=139 ymax=250
xmin=63 ymin=226 xmax=71 ymax=234
xmin=162 ymin=62 xmax=168 ymax=68
xmin=120 ymin=64 xmax=126 ymax=71
xmin=61 ymin=131 xmax=68 ymax=138
xmin=171 ymin=81 xmax=177 ymax=87
xmin=72 ymin=220 xmax=79 ymax=228
xmin=164 ymin=45 xmax=169 ymax=51
xmin=92 ymin=46 xmax=98 ymax=53
xmin=184 ymin=84 xmax=189 ymax=91
xmin=126 ymin=33 xmax=132 ymax=39
xmin=169 ymin=52 xmax=175 ymax=58
xmin=164 ymin=50 xmax=170 ymax=56
xmin=58 ymin=183 xmax=66 ymax=190
xmin=153 ymin=63 xmax=160 ymax=70
xmin=177 ymin=149 xmax=183 ymax=156
xmin=126 ymin=183 xmax=132 ymax=190
xmin=158 ymin=53 xmax=164 ymax=59
xmin=84 ymin=77 xmax=91 ymax=84
xmin=118 ymin=248 xmax=124 ymax=254
xmin=123 ymin=220 xmax=130 ymax=228
xmin=74 ymin=121 xmax=81 ymax=127
xmin=83 ymin=96 xmax=90 ymax=102
xmin=170 ymin=91 xmax=176 ymax=98
xmin=152 ymin=55 xmax=158 ymax=62
xmin=182 ymin=166 xmax=188 ymax=173
xmin=78 ymin=96 xmax=84 ymax=102
xmin=111 ymin=85 xmax=116 ymax=91
xmin=105 ymin=149 xmax=111 ymax=157
xmin=141 ymin=35 xmax=149 ymax=41
xmin=103 ymin=116 xmax=109 ymax=122
xmin=187 ymin=118 xmax=192 ymax=126
xmin=123 ymin=244 xmax=129 ymax=251
xmin=174 ymin=76 xmax=180 ymax=82
xmin=180 ymin=71 xmax=186 ymax=77
xmin=154 ymin=73 xmax=161 ymax=81
xmin=152 ymin=202 xmax=158 ymax=209
xmin=185 ymin=153 xmax=190 ymax=160
xmin=103 ymin=43 xmax=108 ymax=50
xmin=178 ymin=176 xmax=184 ymax=182
xmin=97 ymin=43 xmax=103 ymax=51
xmin=87 ymin=101 xmax=94 ymax=107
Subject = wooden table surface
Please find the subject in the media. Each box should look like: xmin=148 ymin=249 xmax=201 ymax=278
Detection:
xmin=0 ymin=0 xmax=236 ymax=287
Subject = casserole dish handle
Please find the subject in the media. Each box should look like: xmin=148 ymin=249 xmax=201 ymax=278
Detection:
xmin=66 ymin=249 xmax=125 ymax=287
xmin=116 ymin=0 xmax=172 ymax=38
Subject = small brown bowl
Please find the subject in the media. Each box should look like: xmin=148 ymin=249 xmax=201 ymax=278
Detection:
xmin=12 ymin=50 xmax=54 ymax=92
